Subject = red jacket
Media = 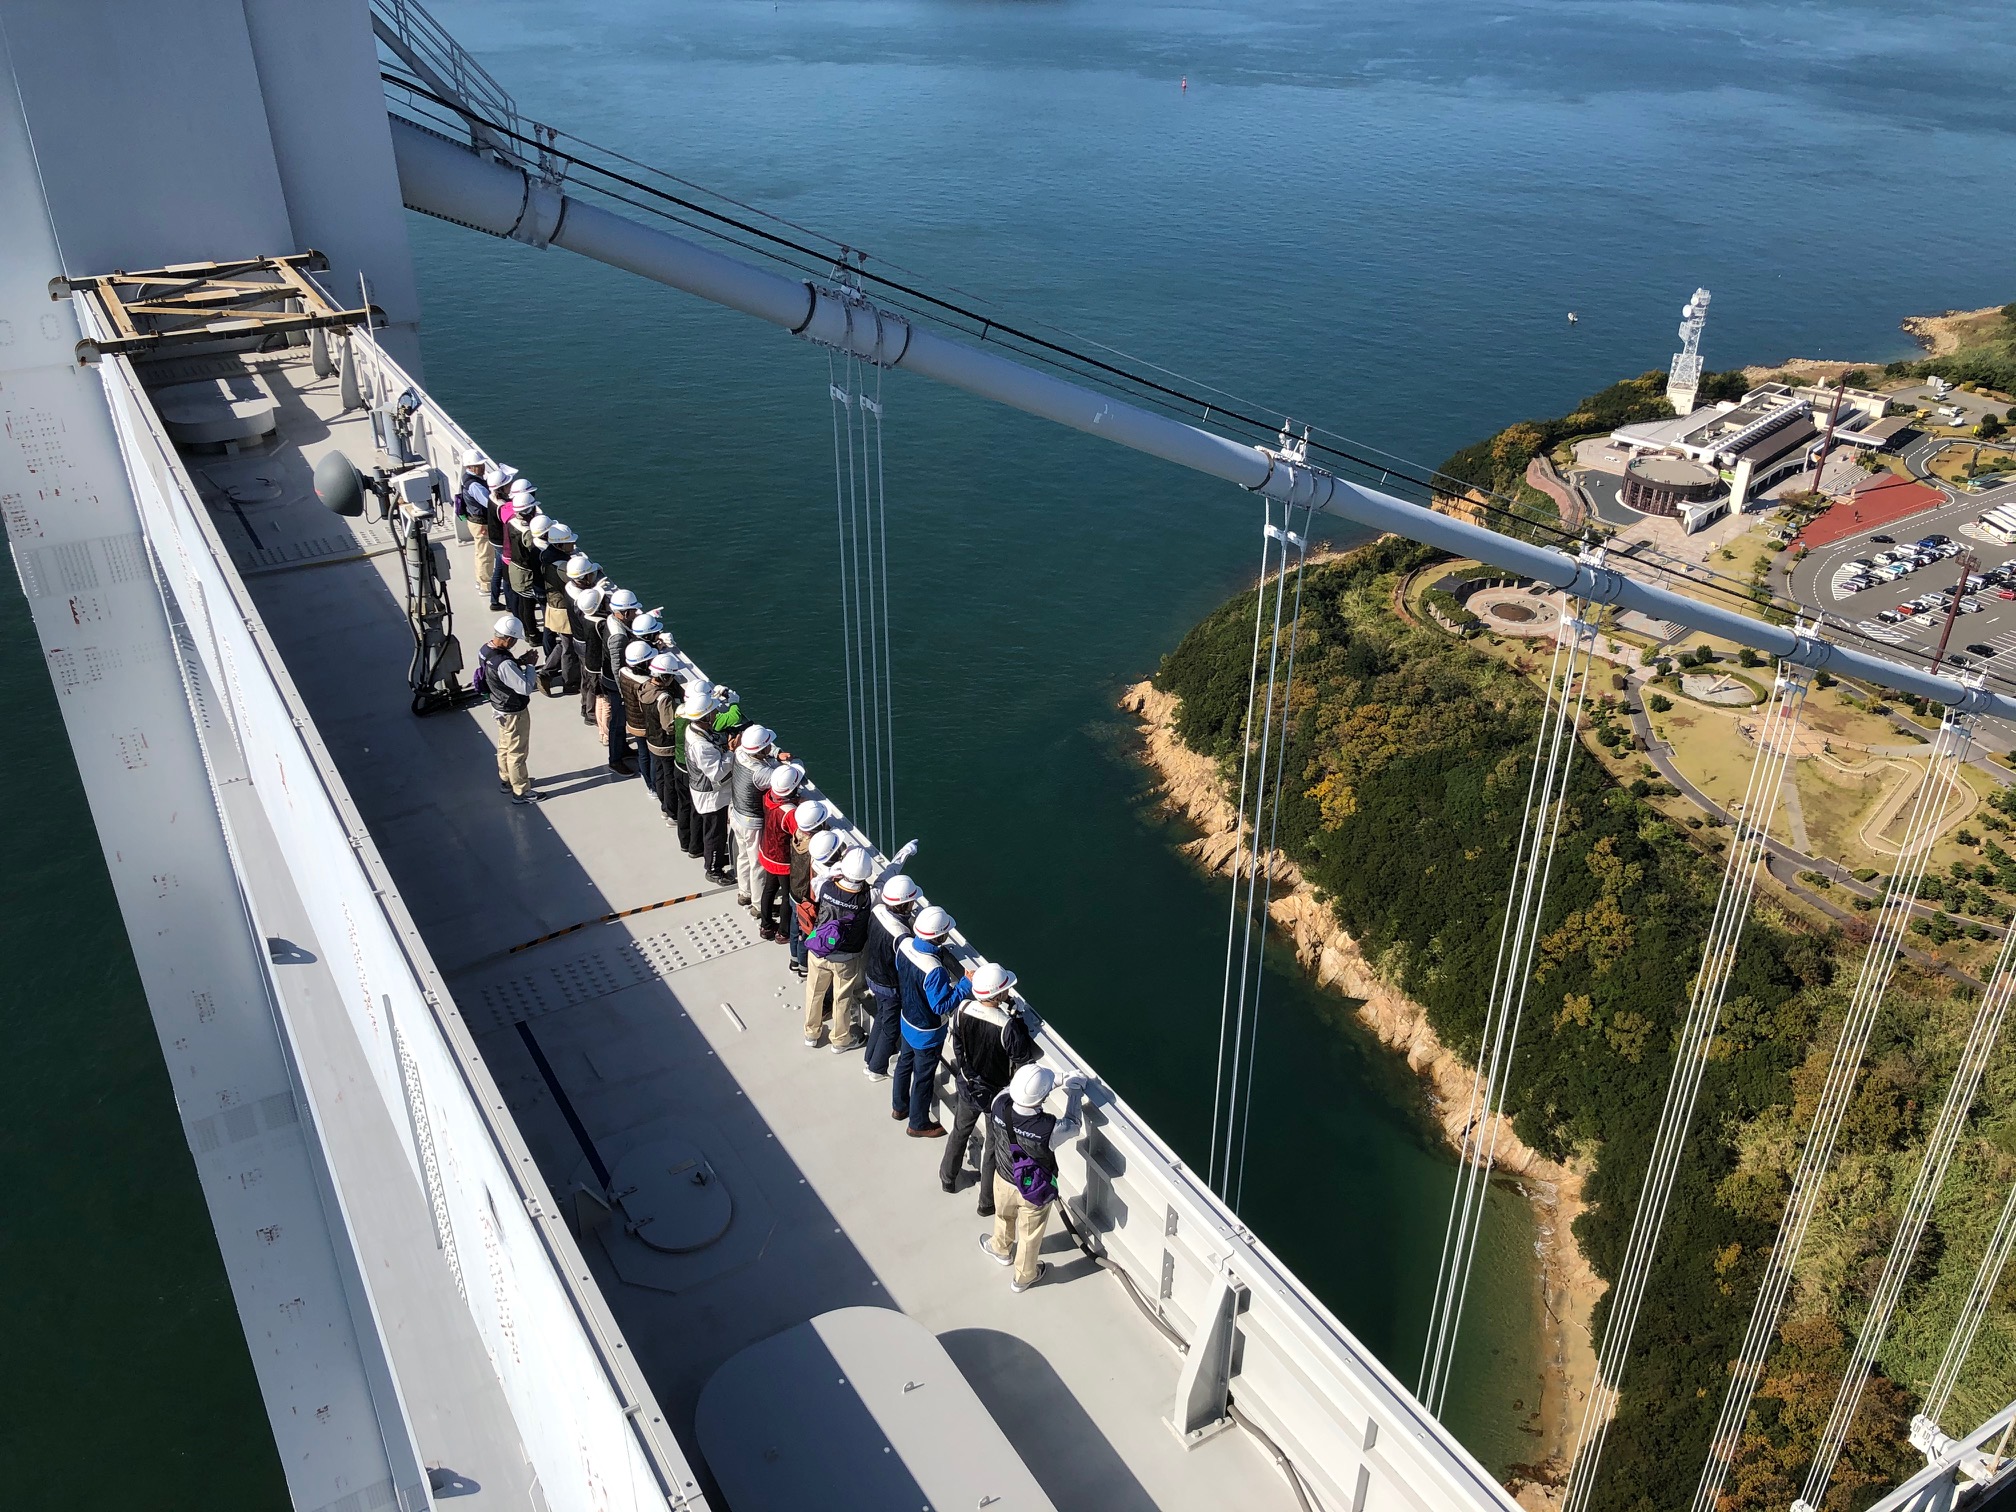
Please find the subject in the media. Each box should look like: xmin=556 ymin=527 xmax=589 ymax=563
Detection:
xmin=758 ymin=791 xmax=794 ymax=875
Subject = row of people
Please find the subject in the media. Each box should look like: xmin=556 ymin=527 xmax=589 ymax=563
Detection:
xmin=455 ymin=448 xmax=1085 ymax=1290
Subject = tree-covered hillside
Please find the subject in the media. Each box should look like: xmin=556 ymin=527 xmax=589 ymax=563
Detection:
xmin=1153 ymin=540 xmax=2016 ymax=1512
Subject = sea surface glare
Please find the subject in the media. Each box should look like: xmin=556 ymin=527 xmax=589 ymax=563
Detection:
xmin=5 ymin=1 xmax=2012 ymax=1503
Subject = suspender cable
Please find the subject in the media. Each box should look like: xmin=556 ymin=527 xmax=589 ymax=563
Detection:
xmin=1925 ymin=1171 xmax=2016 ymax=1428
xmin=1208 ymin=510 xmax=1282 ymax=1195
xmin=1231 ymin=501 xmax=1314 ymax=1213
xmin=867 ymin=363 xmax=896 ymax=841
xmin=827 ymin=353 xmax=862 ymax=820
xmin=1214 ymin=508 xmax=1302 ymax=1199
xmin=1420 ymin=602 xmax=1598 ymax=1416
xmin=1798 ymin=908 xmax=2016 ymax=1509
xmin=1692 ymin=710 xmax=1981 ymax=1512
xmin=1562 ymin=661 xmax=1814 ymax=1512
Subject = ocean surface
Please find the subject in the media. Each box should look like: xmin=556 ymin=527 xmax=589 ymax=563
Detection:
xmin=7 ymin=1 xmax=2015 ymax=1504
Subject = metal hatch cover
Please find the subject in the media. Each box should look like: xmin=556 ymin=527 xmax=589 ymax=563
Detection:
xmin=611 ymin=1134 xmax=732 ymax=1253
xmin=696 ymin=1306 xmax=1056 ymax=1512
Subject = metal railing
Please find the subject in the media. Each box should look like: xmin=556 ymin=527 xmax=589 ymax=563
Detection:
xmin=371 ymin=0 xmax=526 ymax=166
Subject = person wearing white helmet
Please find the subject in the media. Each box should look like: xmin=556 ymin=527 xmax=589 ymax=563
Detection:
xmin=754 ymin=763 xmax=804 ymax=941
xmin=570 ymin=578 xmax=609 ymax=733
xmin=941 ymin=962 xmax=1042 ymax=1215
xmin=480 ymin=464 xmax=515 ymax=608
xmin=564 ymin=559 xmax=604 ymax=727
xmin=641 ymin=650 xmax=689 ymax=832
xmin=861 ymin=873 xmax=920 ymax=1082
xmin=892 ymin=905 xmax=973 ymax=1138
xmin=474 ymin=615 xmax=542 ymax=804
xmin=783 ymin=799 xmax=833 ymax=976
xmin=681 ymin=682 xmax=734 ymax=883
xmin=601 ymin=588 xmax=642 ymax=775
xmin=502 ymin=488 xmax=543 ymax=634
xmin=980 ymin=1063 xmax=1086 ymax=1292
xmin=802 ymin=845 xmax=876 ymax=1052
xmin=726 ymin=725 xmax=780 ymax=910
xmin=455 ymin=448 xmax=497 ymax=603
xmin=618 ymin=640 xmax=660 ymax=792
xmin=535 ymin=522 xmax=580 ymax=697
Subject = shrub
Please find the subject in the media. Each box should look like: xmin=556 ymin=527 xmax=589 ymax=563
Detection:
xmin=1969 ymin=924 xmax=1992 ymax=941
xmin=1853 ymin=896 xmax=1876 ymax=911
xmin=1815 ymin=671 xmax=1836 ymax=689
xmin=1649 ymin=693 xmax=1674 ymax=713
xmin=1852 ymin=867 xmax=1879 ymax=883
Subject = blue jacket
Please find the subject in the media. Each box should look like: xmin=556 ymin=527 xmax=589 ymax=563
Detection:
xmin=896 ymin=937 xmax=971 ymax=1049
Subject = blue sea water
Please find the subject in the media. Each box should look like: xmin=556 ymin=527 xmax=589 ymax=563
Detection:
xmin=5 ymin=2 xmax=2012 ymax=1504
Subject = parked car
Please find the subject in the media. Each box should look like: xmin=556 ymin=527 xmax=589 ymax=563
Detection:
xmin=1878 ymin=609 xmax=1905 ymax=623
xmin=1962 ymin=598 xmax=1986 ymax=613
xmin=1897 ymin=604 xmax=1920 ymax=616
xmin=1949 ymin=656 xmax=1971 ymax=669
xmin=1999 ymin=589 xmax=2016 ymax=601
xmin=1967 ymin=643 xmax=1998 ymax=658
xmin=1937 ymin=543 xmax=1963 ymax=558
xmin=1848 ymin=558 xmax=1875 ymax=569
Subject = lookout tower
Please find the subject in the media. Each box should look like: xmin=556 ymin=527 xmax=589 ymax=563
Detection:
xmin=1667 ymin=288 xmax=1711 ymax=414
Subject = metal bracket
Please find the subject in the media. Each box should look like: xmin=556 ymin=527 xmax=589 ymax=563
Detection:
xmin=1170 ymin=1268 xmax=1247 ymax=1447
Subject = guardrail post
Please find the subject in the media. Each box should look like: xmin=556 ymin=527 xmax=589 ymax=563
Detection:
xmin=1171 ymin=1268 xmax=1247 ymax=1446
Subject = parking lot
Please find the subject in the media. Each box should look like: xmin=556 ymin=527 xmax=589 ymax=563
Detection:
xmin=1786 ymin=481 xmax=2016 ymax=675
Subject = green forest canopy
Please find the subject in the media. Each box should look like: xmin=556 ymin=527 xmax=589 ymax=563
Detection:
xmin=1154 ymin=541 xmax=2016 ymax=1512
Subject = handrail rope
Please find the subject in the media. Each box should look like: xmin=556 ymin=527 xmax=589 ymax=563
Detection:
xmin=1800 ymin=868 xmax=2016 ymax=1504
xmin=1208 ymin=508 xmax=1280 ymax=1195
xmin=827 ymin=353 xmax=861 ymax=819
xmin=1231 ymin=504 xmax=1314 ymax=1213
xmin=1693 ymin=711 xmax=1980 ymax=1512
xmin=1438 ymin=619 xmax=1600 ymax=1417
xmin=1926 ymin=1172 xmax=2016 ymax=1425
xmin=1422 ymin=614 xmax=1594 ymax=1413
xmin=1420 ymin=614 xmax=1581 ymax=1401
xmin=1218 ymin=515 xmax=1297 ymax=1199
xmin=842 ymin=352 xmax=874 ymax=841
xmin=1563 ymin=664 xmax=1813 ymax=1512
xmin=851 ymin=351 xmax=881 ymax=844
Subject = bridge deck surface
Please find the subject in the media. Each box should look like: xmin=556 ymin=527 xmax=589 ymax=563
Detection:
xmin=195 ymin=349 xmax=1296 ymax=1512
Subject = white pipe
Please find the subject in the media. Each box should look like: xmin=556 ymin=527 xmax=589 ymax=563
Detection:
xmin=386 ymin=115 xmax=2016 ymax=721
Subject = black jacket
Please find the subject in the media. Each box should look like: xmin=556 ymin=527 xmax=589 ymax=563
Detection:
xmin=948 ymin=1000 xmax=1038 ymax=1103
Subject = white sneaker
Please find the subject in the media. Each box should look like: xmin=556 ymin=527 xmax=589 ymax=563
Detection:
xmin=1010 ymin=1262 xmax=1051 ymax=1294
xmin=802 ymin=1035 xmax=821 ymax=1048
xmin=861 ymin=1065 xmax=889 ymax=1081
xmin=978 ymin=1233 xmax=1012 ymax=1268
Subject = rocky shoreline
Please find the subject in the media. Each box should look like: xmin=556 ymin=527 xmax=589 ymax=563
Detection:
xmin=1120 ymin=678 xmax=1604 ymax=1504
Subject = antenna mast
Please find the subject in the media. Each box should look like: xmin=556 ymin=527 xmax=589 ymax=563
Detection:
xmin=1668 ymin=288 xmax=1711 ymax=415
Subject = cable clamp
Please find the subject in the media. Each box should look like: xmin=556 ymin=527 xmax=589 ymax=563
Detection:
xmin=829 ymin=384 xmax=851 ymax=407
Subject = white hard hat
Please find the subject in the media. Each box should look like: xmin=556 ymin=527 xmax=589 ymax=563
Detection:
xmin=546 ymin=522 xmax=576 ymax=545
xmin=632 ymin=610 xmax=662 ymax=636
xmin=483 ymin=464 xmax=508 ymax=488
xmin=793 ymin=798 xmax=830 ymax=831
xmin=810 ymin=830 xmax=845 ymax=865
xmin=565 ymin=552 xmax=594 ymax=580
xmin=509 ymin=477 xmax=536 ymax=498
xmin=913 ymin=906 xmax=953 ymax=941
xmin=739 ymin=724 xmax=775 ymax=753
xmin=879 ymin=874 xmax=918 ymax=908
xmin=624 ymin=640 xmax=653 ymax=666
xmin=573 ymin=583 xmax=607 ymax=616
xmin=649 ymin=651 xmax=678 ymax=678
xmin=609 ymin=588 xmax=640 ymax=612
xmin=527 ymin=513 xmax=553 ymax=537
xmin=1009 ymin=1064 xmax=1055 ymax=1111
xmin=460 ymin=446 xmax=485 ymax=468
xmin=493 ymin=614 xmax=524 ymax=640
xmin=972 ymin=963 xmax=1017 ymax=1000
xmin=678 ymin=683 xmax=722 ymax=719
xmin=769 ymin=763 xmax=805 ymax=797
xmin=838 ymin=847 xmax=875 ymax=885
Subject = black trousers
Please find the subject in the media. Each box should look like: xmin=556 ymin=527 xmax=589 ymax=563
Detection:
xmin=940 ymin=1086 xmax=998 ymax=1212
xmin=694 ymin=807 xmax=729 ymax=875
xmin=757 ymin=869 xmax=786 ymax=935
xmin=574 ymin=641 xmax=599 ymax=723
xmin=541 ymin=626 xmax=579 ymax=694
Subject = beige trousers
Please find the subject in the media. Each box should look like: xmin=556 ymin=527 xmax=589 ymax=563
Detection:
xmin=804 ymin=950 xmax=864 ymax=1046
xmin=989 ymin=1174 xmax=1053 ymax=1287
xmin=473 ymin=532 xmax=496 ymax=599
xmin=496 ymin=707 xmax=531 ymax=796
